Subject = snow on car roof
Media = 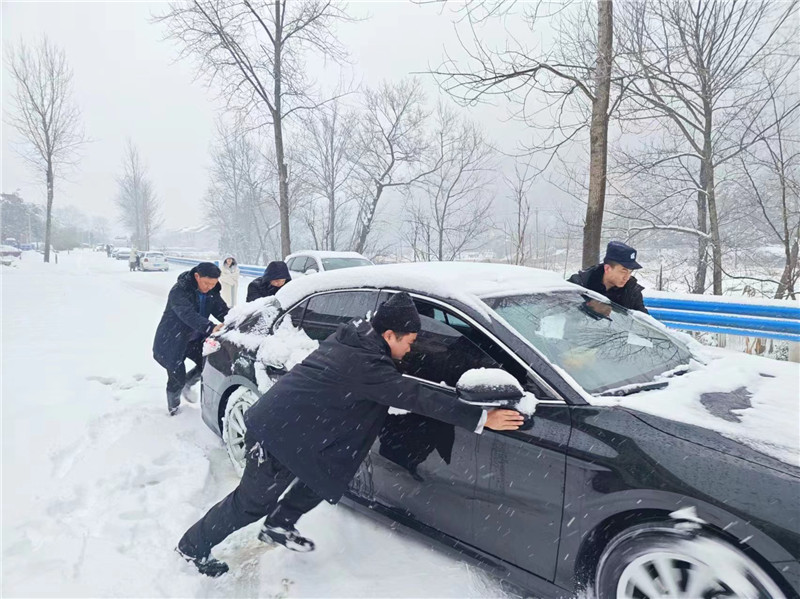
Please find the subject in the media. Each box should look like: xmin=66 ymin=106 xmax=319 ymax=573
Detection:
xmin=287 ymin=250 xmax=371 ymax=260
xmin=275 ymin=262 xmax=576 ymax=319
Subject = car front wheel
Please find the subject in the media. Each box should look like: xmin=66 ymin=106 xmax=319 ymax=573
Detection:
xmin=222 ymin=386 xmax=259 ymax=476
xmin=595 ymin=524 xmax=786 ymax=599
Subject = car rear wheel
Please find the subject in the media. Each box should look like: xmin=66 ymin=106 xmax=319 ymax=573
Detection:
xmin=222 ymin=387 xmax=259 ymax=476
xmin=595 ymin=524 xmax=786 ymax=599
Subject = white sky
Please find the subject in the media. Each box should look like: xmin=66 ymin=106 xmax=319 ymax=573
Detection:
xmin=2 ymin=1 xmax=563 ymax=233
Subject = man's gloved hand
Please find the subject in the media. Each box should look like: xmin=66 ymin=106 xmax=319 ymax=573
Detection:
xmin=485 ymin=409 xmax=525 ymax=431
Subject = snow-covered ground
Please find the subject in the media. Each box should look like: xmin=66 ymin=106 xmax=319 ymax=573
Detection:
xmin=1 ymin=250 xmax=507 ymax=598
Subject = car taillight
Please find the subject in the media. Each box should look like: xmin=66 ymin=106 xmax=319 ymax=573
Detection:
xmin=203 ymin=337 xmax=221 ymax=356
xmin=144 ymin=258 xmax=149 ymax=262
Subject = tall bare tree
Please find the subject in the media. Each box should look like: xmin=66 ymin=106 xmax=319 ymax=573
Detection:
xmin=159 ymin=0 xmax=352 ymax=258
xmin=296 ymin=98 xmax=360 ymax=251
xmin=403 ymin=105 xmax=495 ymax=262
xmin=433 ymin=1 xmax=619 ymax=267
xmin=5 ymin=37 xmax=85 ymax=263
xmin=351 ymin=79 xmax=438 ymax=253
xmin=737 ymin=83 xmax=800 ymax=300
xmin=504 ymin=163 xmax=536 ymax=266
xmin=205 ymin=121 xmax=280 ymax=264
xmin=616 ymin=0 xmax=798 ymax=294
xmin=115 ymin=140 xmax=162 ymax=250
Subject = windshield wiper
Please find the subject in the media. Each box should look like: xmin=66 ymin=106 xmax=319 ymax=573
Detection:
xmin=600 ymin=380 xmax=669 ymax=397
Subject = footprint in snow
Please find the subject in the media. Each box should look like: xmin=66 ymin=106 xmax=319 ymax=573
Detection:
xmin=86 ymin=375 xmax=116 ymax=386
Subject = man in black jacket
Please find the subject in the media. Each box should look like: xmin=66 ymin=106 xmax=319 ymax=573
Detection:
xmin=568 ymin=241 xmax=649 ymax=313
xmin=153 ymin=262 xmax=229 ymax=415
xmin=176 ymin=292 xmax=524 ymax=577
xmin=246 ymin=261 xmax=291 ymax=302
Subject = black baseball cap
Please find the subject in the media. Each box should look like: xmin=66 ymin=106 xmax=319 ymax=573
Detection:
xmin=603 ymin=241 xmax=642 ymax=269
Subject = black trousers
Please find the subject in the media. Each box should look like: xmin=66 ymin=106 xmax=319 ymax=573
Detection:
xmin=179 ymin=435 xmax=323 ymax=558
xmin=165 ymin=339 xmax=204 ymax=394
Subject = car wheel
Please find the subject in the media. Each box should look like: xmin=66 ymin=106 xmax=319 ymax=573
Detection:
xmin=222 ymin=386 xmax=259 ymax=476
xmin=595 ymin=524 xmax=786 ymax=599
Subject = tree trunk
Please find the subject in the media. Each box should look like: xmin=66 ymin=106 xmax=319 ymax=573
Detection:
xmin=354 ymin=183 xmax=383 ymax=254
xmin=44 ymin=162 xmax=54 ymax=263
xmin=776 ymin=239 xmax=798 ymax=299
xmin=693 ymin=148 xmax=710 ymax=294
xmin=273 ymin=0 xmax=291 ymax=258
xmin=706 ymin=162 xmax=723 ymax=295
xmin=581 ymin=0 xmax=613 ymax=268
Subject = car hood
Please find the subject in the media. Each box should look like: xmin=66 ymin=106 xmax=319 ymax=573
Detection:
xmin=592 ymin=348 xmax=799 ymax=470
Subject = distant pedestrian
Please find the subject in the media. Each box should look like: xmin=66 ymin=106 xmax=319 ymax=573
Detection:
xmin=129 ymin=248 xmax=138 ymax=272
xmin=246 ymin=261 xmax=291 ymax=302
xmin=568 ymin=241 xmax=649 ymax=313
xmin=219 ymin=257 xmax=240 ymax=308
xmin=152 ymin=262 xmax=229 ymax=415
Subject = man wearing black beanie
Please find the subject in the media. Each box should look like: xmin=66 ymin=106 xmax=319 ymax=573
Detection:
xmin=176 ymin=291 xmax=524 ymax=577
xmin=153 ymin=262 xmax=229 ymax=415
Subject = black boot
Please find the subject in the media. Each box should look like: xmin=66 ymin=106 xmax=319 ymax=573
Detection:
xmin=167 ymin=390 xmax=181 ymax=416
xmin=182 ymin=370 xmax=201 ymax=404
xmin=175 ymin=546 xmax=229 ymax=577
xmin=258 ymin=523 xmax=315 ymax=552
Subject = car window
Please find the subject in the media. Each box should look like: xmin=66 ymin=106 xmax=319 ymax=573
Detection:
xmin=320 ymin=257 xmax=372 ymax=270
xmin=236 ymin=298 xmax=282 ymax=337
xmin=286 ymin=257 xmax=300 ymax=271
xmin=272 ymin=299 xmax=308 ymax=331
xmin=380 ymin=294 xmax=525 ymax=389
xmin=303 ymin=258 xmax=320 ymax=273
xmin=302 ymin=291 xmax=380 ymax=341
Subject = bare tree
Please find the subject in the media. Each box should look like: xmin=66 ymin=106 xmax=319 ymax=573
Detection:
xmin=736 ymin=84 xmax=800 ymax=299
xmin=616 ymin=0 xmax=799 ymax=294
xmin=504 ymin=162 xmax=536 ymax=265
xmin=433 ymin=1 xmax=620 ymax=267
xmin=403 ymin=105 xmax=495 ymax=261
xmin=115 ymin=140 xmax=162 ymax=250
xmin=351 ymin=79 xmax=438 ymax=253
xmin=159 ymin=0 xmax=353 ymax=258
xmin=5 ymin=37 xmax=85 ymax=263
xmin=296 ymin=97 xmax=361 ymax=251
xmin=205 ymin=121 xmax=279 ymax=264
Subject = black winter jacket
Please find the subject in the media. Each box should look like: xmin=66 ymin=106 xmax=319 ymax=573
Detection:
xmin=245 ymin=321 xmax=484 ymax=503
xmin=246 ymin=261 xmax=292 ymax=302
xmin=152 ymin=268 xmax=229 ymax=371
xmin=568 ymin=264 xmax=649 ymax=313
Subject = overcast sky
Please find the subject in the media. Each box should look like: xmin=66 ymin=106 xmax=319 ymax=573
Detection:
xmin=2 ymin=1 xmax=556 ymax=234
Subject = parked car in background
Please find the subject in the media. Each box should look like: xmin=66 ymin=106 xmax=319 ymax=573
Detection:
xmin=113 ymin=247 xmax=131 ymax=260
xmin=1 ymin=244 xmax=22 ymax=258
xmin=285 ymin=250 xmax=373 ymax=278
xmin=139 ymin=251 xmax=169 ymax=272
xmin=200 ymin=262 xmax=800 ymax=599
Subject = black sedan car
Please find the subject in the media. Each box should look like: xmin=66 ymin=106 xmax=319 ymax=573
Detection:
xmin=200 ymin=262 xmax=799 ymax=599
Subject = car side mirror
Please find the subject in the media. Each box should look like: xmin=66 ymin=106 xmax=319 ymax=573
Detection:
xmin=305 ymin=268 xmax=318 ymax=275
xmin=456 ymin=368 xmax=524 ymax=406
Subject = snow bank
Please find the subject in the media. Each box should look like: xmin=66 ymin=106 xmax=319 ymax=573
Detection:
xmin=591 ymin=348 xmax=800 ymax=465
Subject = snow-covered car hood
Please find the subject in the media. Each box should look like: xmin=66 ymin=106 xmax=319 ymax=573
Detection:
xmin=592 ymin=348 xmax=800 ymax=468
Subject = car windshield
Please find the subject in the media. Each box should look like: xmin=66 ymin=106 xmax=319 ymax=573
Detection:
xmin=485 ymin=292 xmax=692 ymax=395
xmin=321 ymin=257 xmax=372 ymax=270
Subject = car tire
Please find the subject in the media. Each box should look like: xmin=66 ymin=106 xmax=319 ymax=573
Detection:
xmin=595 ymin=523 xmax=786 ymax=599
xmin=221 ymin=386 xmax=259 ymax=476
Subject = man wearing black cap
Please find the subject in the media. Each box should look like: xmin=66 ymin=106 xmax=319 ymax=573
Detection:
xmin=176 ymin=292 xmax=524 ymax=577
xmin=568 ymin=241 xmax=649 ymax=313
xmin=153 ymin=262 xmax=229 ymax=415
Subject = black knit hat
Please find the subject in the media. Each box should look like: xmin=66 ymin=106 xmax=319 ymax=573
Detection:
xmin=195 ymin=262 xmax=221 ymax=278
xmin=372 ymin=292 xmax=421 ymax=334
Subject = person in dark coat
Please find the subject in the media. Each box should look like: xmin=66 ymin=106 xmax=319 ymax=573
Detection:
xmin=568 ymin=241 xmax=649 ymax=313
xmin=176 ymin=292 xmax=524 ymax=577
xmin=153 ymin=262 xmax=229 ymax=415
xmin=246 ymin=261 xmax=291 ymax=302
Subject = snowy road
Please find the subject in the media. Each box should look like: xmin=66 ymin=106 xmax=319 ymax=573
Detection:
xmin=1 ymin=251 xmax=507 ymax=597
